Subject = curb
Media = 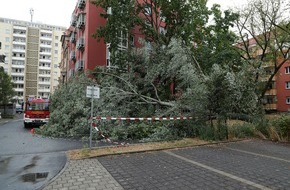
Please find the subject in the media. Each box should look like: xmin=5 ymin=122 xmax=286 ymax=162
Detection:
xmin=70 ymin=138 xmax=250 ymax=160
xmin=37 ymin=154 xmax=69 ymax=190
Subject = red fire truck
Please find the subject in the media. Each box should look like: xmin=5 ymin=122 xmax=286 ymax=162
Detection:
xmin=23 ymin=96 xmax=50 ymax=128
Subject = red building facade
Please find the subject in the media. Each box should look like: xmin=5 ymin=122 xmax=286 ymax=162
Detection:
xmin=276 ymin=60 xmax=290 ymax=112
xmin=64 ymin=0 xmax=107 ymax=78
xmin=61 ymin=0 xmax=166 ymax=80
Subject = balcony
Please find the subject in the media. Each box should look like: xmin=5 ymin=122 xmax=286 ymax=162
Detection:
xmin=76 ymin=38 xmax=85 ymax=50
xmin=12 ymin=56 xmax=25 ymax=61
xmin=13 ymin=26 xmax=26 ymax=38
xmin=70 ymin=32 xmax=76 ymax=43
xmin=39 ymin=58 xmax=51 ymax=63
xmin=38 ymin=88 xmax=51 ymax=93
xmin=38 ymin=81 xmax=51 ymax=85
xmin=12 ymin=48 xmax=26 ymax=53
xmin=13 ymin=40 xmax=26 ymax=46
xmin=77 ymin=14 xmax=85 ymax=29
xmin=40 ymin=49 xmax=52 ymax=56
xmin=70 ymin=51 xmax=76 ymax=61
xmin=38 ymin=73 xmax=51 ymax=77
xmin=14 ymin=88 xmax=24 ymax=92
xmin=40 ymin=43 xmax=52 ymax=48
xmin=40 ymin=36 xmax=52 ymax=41
xmin=264 ymin=103 xmax=277 ymax=110
xmin=11 ymin=72 xmax=25 ymax=77
xmin=13 ymin=25 xmax=27 ymax=30
xmin=77 ymin=0 xmax=86 ymax=9
xmin=70 ymin=14 xmax=77 ymax=27
xmin=265 ymin=89 xmax=277 ymax=96
xmin=13 ymin=80 xmax=25 ymax=84
xmin=75 ymin=60 xmax=84 ymax=71
xmin=41 ymin=30 xmax=52 ymax=34
xmin=11 ymin=64 xmax=25 ymax=69
xmin=39 ymin=66 xmax=51 ymax=70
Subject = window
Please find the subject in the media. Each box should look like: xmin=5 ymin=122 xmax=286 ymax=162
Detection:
xmin=144 ymin=5 xmax=152 ymax=15
xmin=55 ymin=50 xmax=58 ymax=54
xmin=55 ymin=36 xmax=59 ymax=40
xmin=285 ymin=67 xmax=290 ymax=74
xmin=286 ymin=82 xmax=290 ymax=89
xmin=5 ymin=37 xmax=10 ymax=42
xmin=5 ymin=45 xmax=9 ymax=50
xmin=55 ymin=43 xmax=58 ymax=47
xmin=54 ymin=64 xmax=58 ymax=68
xmin=287 ymin=97 xmax=290 ymax=104
xmin=160 ymin=27 xmax=166 ymax=35
xmin=117 ymin=30 xmax=128 ymax=49
xmin=5 ymin=29 xmax=10 ymax=34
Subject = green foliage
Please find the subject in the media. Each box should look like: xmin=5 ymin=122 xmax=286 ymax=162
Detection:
xmin=92 ymin=39 xmax=209 ymax=120
xmin=36 ymin=74 xmax=93 ymax=138
xmin=228 ymin=123 xmax=256 ymax=138
xmin=270 ymin=115 xmax=290 ymax=141
xmin=206 ymin=64 xmax=259 ymax=126
xmin=92 ymin=0 xmax=239 ymax=71
xmin=0 ymin=67 xmax=16 ymax=114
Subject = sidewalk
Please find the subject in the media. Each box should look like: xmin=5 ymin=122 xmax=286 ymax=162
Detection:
xmin=42 ymin=139 xmax=290 ymax=190
xmin=43 ymin=159 xmax=123 ymax=190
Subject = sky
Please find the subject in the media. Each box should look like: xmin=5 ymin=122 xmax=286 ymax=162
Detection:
xmin=0 ymin=0 xmax=247 ymax=28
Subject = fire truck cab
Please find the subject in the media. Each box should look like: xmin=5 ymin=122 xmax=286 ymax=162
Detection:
xmin=23 ymin=96 xmax=50 ymax=128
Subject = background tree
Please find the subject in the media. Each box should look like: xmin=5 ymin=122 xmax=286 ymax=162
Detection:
xmin=234 ymin=0 xmax=290 ymax=102
xmin=0 ymin=67 xmax=15 ymax=115
xmin=92 ymin=0 xmax=240 ymax=73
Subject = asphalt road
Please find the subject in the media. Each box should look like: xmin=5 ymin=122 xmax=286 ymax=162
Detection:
xmin=0 ymin=117 xmax=84 ymax=190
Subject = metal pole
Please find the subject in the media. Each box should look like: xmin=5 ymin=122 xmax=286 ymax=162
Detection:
xmin=89 ymin=85 xmax=94 ymax=149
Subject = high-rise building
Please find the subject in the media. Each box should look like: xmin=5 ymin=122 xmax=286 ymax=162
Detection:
xmin=0 ymin=17 xmax=65 ymax=102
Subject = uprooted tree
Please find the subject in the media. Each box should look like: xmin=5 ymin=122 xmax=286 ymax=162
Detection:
xmin=39 ymin=1 xmax=260 ymax=140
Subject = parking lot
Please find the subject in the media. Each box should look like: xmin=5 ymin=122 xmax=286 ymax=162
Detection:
xmin=44 ymin=139 xmax=290 ymax=190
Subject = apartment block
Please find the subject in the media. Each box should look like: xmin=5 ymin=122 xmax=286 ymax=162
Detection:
xmin=60 ymin=0 xmax=164 ymax=81
xmin=60 ymin=0 xmax=107 ymax=81
xmin=0 ymin=17 xmax=65 ymax=102
xmin=238 ymin=37 xmax=290 ymax=112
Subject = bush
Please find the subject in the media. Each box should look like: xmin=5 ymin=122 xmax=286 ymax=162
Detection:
xmin=228 ymin=123 xmax=255 ymax=139
xmin=98 ymin=120 xmax=200 ymax=142
xmin=270 ymin=115 xmax=290 ymax=141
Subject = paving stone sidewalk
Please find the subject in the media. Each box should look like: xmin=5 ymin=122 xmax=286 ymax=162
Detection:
xmin=42 ymin=140 xmax=290 ymax=190
xmin=43 ymin=159 xmax=123 ymax=190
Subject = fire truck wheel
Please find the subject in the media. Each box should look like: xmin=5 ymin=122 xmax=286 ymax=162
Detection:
xmin=24 ymin=123 xmax=29 ymax=128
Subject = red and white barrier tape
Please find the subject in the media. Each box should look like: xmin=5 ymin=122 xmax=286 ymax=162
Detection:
xmin=91 ymin=121 xmax=127 ymax=145
xmin=91 ymin=116 xmax=193 ymax=146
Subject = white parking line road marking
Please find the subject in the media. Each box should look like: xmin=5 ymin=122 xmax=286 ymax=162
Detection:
xmin=224 ymin=147 xmax=290 ymax=163
xmin=164 ymin=151 xmax=272 ymax=190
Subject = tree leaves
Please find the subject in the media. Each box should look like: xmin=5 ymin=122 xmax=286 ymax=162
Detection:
xmin=0 ymin=67 xmax=15 ymax=110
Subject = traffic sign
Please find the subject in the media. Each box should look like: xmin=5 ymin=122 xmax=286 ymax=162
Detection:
xmin=86 ymin=86 xmax=100 ymax=98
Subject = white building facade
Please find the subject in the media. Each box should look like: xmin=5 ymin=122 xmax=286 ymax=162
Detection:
xmin=0 ymin=17 xmax=65 ymax=102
